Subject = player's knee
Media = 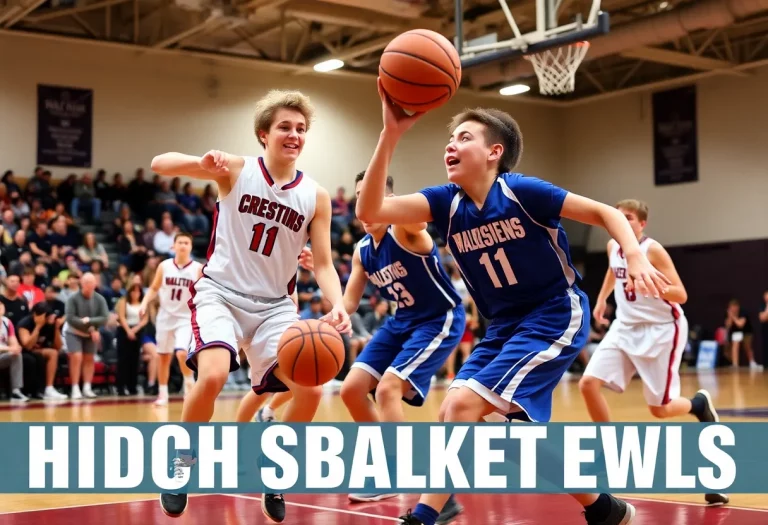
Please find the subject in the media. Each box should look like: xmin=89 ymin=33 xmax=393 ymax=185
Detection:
xmin=293 ymin=384 xmax=322 ymax=406
xmin=375 ymin=375 xmax=403 ymax=406
xmin=648 ymin=405 xmax=668 ymax=419
xmin=578 ymin=375 xmax=603 ymax=394
xmin=442 ymin=390 xmax=481 ymax=422
xmin=340 ymin=377 xmax=367 ymax=407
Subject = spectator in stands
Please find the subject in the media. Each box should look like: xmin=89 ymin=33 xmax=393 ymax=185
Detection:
xmin=178 ymin=182 xmax=209 ymax=234
xmin=90 ymin=260 xmax=109 ymax=291
xmin=5 ymin=229 xmax=29 ymax=266
xmin=45 ymin=284 xmax=65 ymax=319
xmin=18 ymin=266 xmax=44 ymax=307
xmin=112 ymin=204 xmax=132 ymax=241
xmin=117 ymin=220 xmax=149 ymax=272
xmin=56 ymin=174 xmax=77 ymax=210
xmin=200 ymin=184 xmax=217 ymax=222
xmin=64 ymin=272 xmax=109 ymax=399
xmin=300 ymin=295 xmax=324 ymax=320
xmin=17 ymin=301 xmax=65 ymax=399
xmin=336 ymin=230 xmax=355 ymax=263
xmin=296 ymin=268 xmax=318 ymax=309
xmin=49 ymin=214 xmax=78 ymax=264
xmin=93 ymin=170 xmax=110 ymax=209
xmin=126 ymin=168 xmax=152 ymax=218
xmin=2 ymin=210 xmax=17 ymax=238
xmin=115 ymin=282 xmax=149 ymax=396
xmin=71 ymin=174 xmax=101 ymax=224
xmin=108 ymin=173 xmax=127 ymax=213
xmin=152 ymin=216 xmax=177 ymax=258
xmin=77 ymin=232 xmax=109 ymax=269
xmin=725 ymin=299 xmax=759 ymax=369
xmin=1 ymin=170 xmax=21 ymax=197
xmin=1 ymin=274 xmax=30 ymax=325
xmin=0 ymin=301 xmax=26 ymax=401
xmin=104 ymin=276 xmax=125 ymax=310
xmin=10 ymin=192 xmax=30 ymax=218
xmin=27 ymin=220 xmax=55 ymax=268
xmin=760 ymin=291 xmax=768 ymax=367
xmin=142 ymin=218 xmax=158 ymax=249
xmin=153 ymin=179 xmax=183 ymax=224
xmin=0 ymin=183 xmax=10 ymax=213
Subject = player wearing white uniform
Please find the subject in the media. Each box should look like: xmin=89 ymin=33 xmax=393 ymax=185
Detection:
xmin=150 ymin=89 xmax=351 ymax=523
xmin=140 ymin=233 xmax=201 ymax=405
xmin=579 ymin=199 xmax=728 ymax=506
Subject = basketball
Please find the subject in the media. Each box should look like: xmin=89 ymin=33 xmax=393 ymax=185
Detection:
xmin=277 ymin=319 xmax=345 ymax=387
xmin=379 ymin=29 xmax=462 ymax=113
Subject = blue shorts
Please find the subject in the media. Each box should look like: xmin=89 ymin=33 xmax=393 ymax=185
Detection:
xmin=453 ymin=287 xmax=589 ymax=423
xmin=353 ymin=305 xmax=464 ymax=406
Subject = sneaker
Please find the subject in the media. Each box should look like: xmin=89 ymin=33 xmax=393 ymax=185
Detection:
xmin=82 ymin=385 xmax=97 ymax=398
xmin=159 ymin=454 xmax=196 ymax=517
xmin=261 ymin=493 xmax=285 ymax=523
xmin=44 ymin=387 xmax=68 ymax=400
xmin=256 ymin=408 xmax=276 ymax=423
xmin=692 ymin=390 xmax=719 ymax=423
xmin=71 ymin=385 xmax=82 ymax=399
xmin=705 ymin=493 xmax=729 ymax=505
xmin=436 ymin=495 xmax=463 ymax=525
xmin=154 ymin=396 xmax=169 ymax=406
xmin=10 ymin=390 xmax=28 ymax=402
xmin=348 ymin=492 xmax=398 ymax=503
xmin=398 ymin=510 xmax=424 ymax=524
xmin=584 ymin=495 xmax=635 ymax=525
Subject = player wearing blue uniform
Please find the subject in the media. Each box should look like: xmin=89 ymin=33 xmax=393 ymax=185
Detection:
xmin=356 ymin=79 xmax=672 ymax=525
xmin=340 ymin=172 xmax=465 ymax=519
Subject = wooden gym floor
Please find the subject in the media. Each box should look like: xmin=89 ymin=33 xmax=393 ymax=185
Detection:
xmin=1 ymin=368 xmax=767 ymax=524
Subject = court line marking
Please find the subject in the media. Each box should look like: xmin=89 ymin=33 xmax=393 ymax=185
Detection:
xmin=623 ymin=496 xmax=768 ymax=513
xmin=0 ymin=494 xmax=217 ymax=515
xmin=223 ymin=493 xmax=402 ymax=521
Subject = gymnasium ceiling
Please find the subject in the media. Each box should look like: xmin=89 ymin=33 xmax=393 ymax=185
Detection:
xmin=2 ymin=0 xmax=768 ymax=106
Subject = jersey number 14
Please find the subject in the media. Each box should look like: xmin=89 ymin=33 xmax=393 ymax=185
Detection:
xmin=479 ymin=247 xmax=518 ymax=288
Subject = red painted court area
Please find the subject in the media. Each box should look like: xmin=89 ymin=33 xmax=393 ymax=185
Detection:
xmin=1 ymin=493 xmax=764 ymax=525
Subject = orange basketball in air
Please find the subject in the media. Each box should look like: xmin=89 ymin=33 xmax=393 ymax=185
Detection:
xmin=277 ymin=319 xmax=345 ymax=387
xmin=379 ymin=29 xmax=462 ymax=113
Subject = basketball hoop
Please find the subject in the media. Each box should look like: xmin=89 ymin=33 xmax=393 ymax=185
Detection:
xmin=524 ymin=41 xmax=590 ymax=96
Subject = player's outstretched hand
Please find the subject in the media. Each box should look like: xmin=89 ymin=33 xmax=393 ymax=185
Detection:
xmin=377 ymin=77 xmax=425 ymax=137
xmin=324 ymin=303 xmax=351 ymax=335
xmin=626 ymin=251 xmax=671 ymax=299
xmin=200 ymin=150 xmax=231 ymax=175
xmin=298 ymin=246 xmax=314 ymax=272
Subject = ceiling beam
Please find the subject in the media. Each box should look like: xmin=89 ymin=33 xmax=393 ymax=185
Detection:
xmin=3 ymin=0 xmax=49 ymax=28
xmin=285 ymin=1 xmax=440 ymax=32
xmin=316 ymin=0 xmax=424 ymax=19
xmin=25 ymin=0 xmax=130 ymax=23
xmin=152 ymin=15 xmax=223 ymax=49
xmin=620 ymin=46 xmax=750 ymax=76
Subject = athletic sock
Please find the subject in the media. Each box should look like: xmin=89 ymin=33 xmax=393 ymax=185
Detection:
xmin=583 ymin=493 xmax=612 ymax=522
xmin=412 ymin=503 xmax=439 ymax=525
xmin=689 ymin=394 xmax=705 ymax=416
xmin=159 ymin=385 xmax=169 ymax=397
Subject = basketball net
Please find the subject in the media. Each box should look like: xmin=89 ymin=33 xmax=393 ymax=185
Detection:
xmin=524 ymin=41 xmax=590 ymax=96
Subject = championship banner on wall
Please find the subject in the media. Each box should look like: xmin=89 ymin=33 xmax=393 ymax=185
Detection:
xmin=0 ymin=422 xmax=761 ymax=494
xmin=652 ymin=85 xmax=698 ymax=186
xmin=36 ymin=84 xmax=93 ymax=168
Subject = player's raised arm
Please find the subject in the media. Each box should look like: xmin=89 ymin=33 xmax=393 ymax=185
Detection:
xmin=560 ymin=192 xmax=671 ymax=299
xmin=151 ymin=150 xmax=245 ymax=197
xmin=342 ymin=246 xmax=368 ymax=315
xmin=356 ymin=79 xmax=433 ymax=226
xmin=309 ymin=185 xmax=351 ymax=334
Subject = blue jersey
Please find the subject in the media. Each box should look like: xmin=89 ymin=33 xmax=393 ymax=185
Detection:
xmin=420 ymin=173 xmax=581 ymax=320
xmin=357 ymin=227 xmax=461 ymax=323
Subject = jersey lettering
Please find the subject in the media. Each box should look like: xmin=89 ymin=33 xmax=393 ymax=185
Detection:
xmin=238 ymin=194 xmax=305 ymax=232
xmin=450 ymin=218 xmax=526 ymax=254
xmin=366 ymin=261 xmax=408 ymax=288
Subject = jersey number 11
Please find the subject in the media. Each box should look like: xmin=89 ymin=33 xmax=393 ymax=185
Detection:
xmin=479 ymin=248 xmax=518 ymax=288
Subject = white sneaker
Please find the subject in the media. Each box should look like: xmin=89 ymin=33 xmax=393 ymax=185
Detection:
xmin=154 ymin=396 xmax=168 ymax=406
xmin=44 ymin=387 xmax=67 ymax=400
xmin=71 ymin=385 xmax=83 ymax=399
xmin=10 ymin=390 xmax=28 ymax=402
xmin=83 ymin=385 xmax=97 ymax=398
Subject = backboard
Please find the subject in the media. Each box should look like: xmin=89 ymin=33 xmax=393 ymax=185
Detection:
xmin=455 ymin=0 xmax=610 ymax=94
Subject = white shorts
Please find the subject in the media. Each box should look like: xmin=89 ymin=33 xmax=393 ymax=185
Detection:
xmin=583 ymin=315 xmax=688 ymax=406
xmin=156 ymin=322 xmax=193 ymax=355
xmin=188 ymin=277 xmax=298 ymax=394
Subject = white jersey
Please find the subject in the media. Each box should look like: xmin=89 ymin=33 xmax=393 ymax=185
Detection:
xmin=156 ymin=257 xmax=202 ymax=324
xmin=610 ymin=236 xmax=683 ymax=325
xmin=203 ymin=155 xmax=317 ymax=298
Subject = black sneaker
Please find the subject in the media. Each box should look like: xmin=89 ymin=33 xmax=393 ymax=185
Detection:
xmin=159 ymin=493 xmax=188 ymax=517
xmin=692 ymin=390 xmax=719 ymax=423
xmin=584 ymin=495 xmax=636 ymax=525
xmin=262 ymin=493 xmax=285 ymax=523
xmin=705 ymin=493 xmax=729 ymax=505
xmin=398 ymin=510 xmax=423 ymax=524
xmin=436 ymin=496 xmax=463 ymax=524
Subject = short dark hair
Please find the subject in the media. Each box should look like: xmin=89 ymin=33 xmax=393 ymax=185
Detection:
xmin=449 ymin=108 xmax=523 ymax=174
xmin=355 ymin=171 xmax=394 ymax=193
xmin=32 ymin=302 xmax=50 ymax=316
xmin=174 ymin=232 xmax=193 ymax=242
